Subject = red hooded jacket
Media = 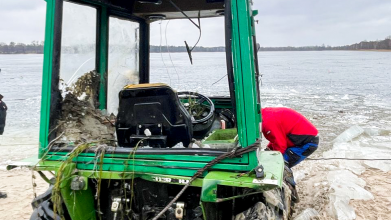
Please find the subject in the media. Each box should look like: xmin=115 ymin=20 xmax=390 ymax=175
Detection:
xmin=261 ymin=107 xmax=318 ymax=154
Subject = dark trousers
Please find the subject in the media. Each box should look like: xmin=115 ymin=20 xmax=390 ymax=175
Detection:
xmin=283 ymin=142 xmax=318 ymax=168
xmin=0 ymin=111 xmax=6 ymax=135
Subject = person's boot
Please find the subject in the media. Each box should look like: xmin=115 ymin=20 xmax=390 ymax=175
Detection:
xmin=0 ymin=192 xmax=7 ymax=199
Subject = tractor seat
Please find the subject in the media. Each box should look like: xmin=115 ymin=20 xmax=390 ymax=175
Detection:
xmin=116 ymin=83 xmax=193 ymax=148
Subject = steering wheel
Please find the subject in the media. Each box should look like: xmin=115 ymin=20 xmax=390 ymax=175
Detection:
xmin=177 ymin=91 xmax=215 ymax=125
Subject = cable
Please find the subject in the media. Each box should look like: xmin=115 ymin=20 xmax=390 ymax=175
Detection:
xmin=165 ymin=20 xmax=180 ymax=85
xmin=167 ymin=0 xmax=202 ymax=64
xmin=211 ymin=74 xmax=227 ymax=85
xmin=152 ymin=140 xmax=261 ymax=220
xmin=159 ymin=21 xmax=172 ymax=85
xmin=307 ymin=158 xmax=391 ymax=161
xmin=190 ymin=11 xmax=202 ymax=51
xmin=168 ymin=0 xmax=200 ymax=29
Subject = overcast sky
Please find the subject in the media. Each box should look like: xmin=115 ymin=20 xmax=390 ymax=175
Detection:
xmin=1 ymin=0 xmax=391 ymax=47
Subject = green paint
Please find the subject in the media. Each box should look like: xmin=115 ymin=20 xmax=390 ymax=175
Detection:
xmin=231 ymin=0 xmax=261 ymax=170
xmin=231 ymin=0 xmax=260 ymax=148
xmin=98 ymin=6 xmax=108 ymax=110
xmin=45 ymin=151 xmax=248 ymax=164
xmin=39 ymin=156 xmax=251 ymax=177
xmin=27 ymin=0 xmax=288 ymax=218
xmin=200 ymin=151 xmax=284 ymax=202
xmin=39 ymin=0 xmax=56 ymax=158
xmin=59 ymin=164 xmax=96 ymax=220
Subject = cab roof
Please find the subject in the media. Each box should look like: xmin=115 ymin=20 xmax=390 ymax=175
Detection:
xmin=82 ymin=0 xmax=225 ymax=19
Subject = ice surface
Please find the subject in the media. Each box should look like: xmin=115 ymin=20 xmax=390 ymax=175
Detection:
xmin=327 ymin=170 xmax=373 ymax=199
xmin=293 ymin=170 xmax=306 ymax=183
xmin=293 ymin=208 xmax=320 ymax=220
xmin=328 ymin=194 xmax=356 ymax=220
xmin=324 ymin=125 xmax=391 ymax=172
xmin=363 ymin=160 xmax=391 ymax=172
xmin=327 ymin=170 xmax=373 ymax=220
xmin=333 ymin=125 xmax=364 ymax=143
xmin=341 ymin=94 xmax=349 ymax=100
xmin=322 ymin=124 xmax=390 ymax=220
xmin=338 ymin=160 xmax=366 ymax=175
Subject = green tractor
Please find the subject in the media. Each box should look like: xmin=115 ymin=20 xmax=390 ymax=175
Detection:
xmin=8 ymin=0 xmax=295 ymax=219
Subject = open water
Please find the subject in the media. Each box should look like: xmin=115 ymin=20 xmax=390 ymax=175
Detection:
xmin=0 ymin=51 xmax=391 ymax=168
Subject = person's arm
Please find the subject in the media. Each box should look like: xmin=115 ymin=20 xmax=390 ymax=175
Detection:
xmin=263 ymin=123 xmax=289 ymax=153
xmin=3 ymin=102 xmax=7 ymax=111
xmin=268 ymin=131 xmax=288 ymax=153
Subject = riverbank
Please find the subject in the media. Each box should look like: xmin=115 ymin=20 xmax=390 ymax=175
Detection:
xmin=292 ymin=160 xmax=391 ymax=219
xmin=0 ymin=169 xmax=48 ymax=220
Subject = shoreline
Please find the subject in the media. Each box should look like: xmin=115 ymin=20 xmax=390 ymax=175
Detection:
xmin=1 ymin=49 xmax=391 ymax=55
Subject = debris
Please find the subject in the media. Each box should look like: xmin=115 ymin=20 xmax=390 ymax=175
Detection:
xmin=55 ymin=71 xmax=115 ymax=146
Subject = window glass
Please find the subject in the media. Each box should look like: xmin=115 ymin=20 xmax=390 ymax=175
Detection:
xmin=59 ymin=2 xmax=97 ymax=94
xmin=108 ymin=17 xmax=140 ymax=115
xmin=149 ymin=18 xmax=229 ymax=96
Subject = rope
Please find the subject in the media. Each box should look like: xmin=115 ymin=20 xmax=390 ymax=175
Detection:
xmin=152 ymin=139 xmax=261 ymax=220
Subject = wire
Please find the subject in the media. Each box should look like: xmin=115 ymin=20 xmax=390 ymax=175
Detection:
xmin=159 ymin=21 xmax=172 ymax=85
xmin=190 ymin=11 xmax=202 ymax=51
xmin=152 ymin=140 xmax=261 ymax=220
xmin=307 ymin=158 xmax=391 ymax=161
xmin=211 ymin=74 xmax=227 ymax=85
xmin=167 ymin=0 xmax=202 ymax=64
xmin=165 ymin=20 xmax=180 ymax=85
xmin=168 ymin=0 xmax=200 ymax=29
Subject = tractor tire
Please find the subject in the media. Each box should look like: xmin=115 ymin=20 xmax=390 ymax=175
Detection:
xmin=30 ymin=185 xmax=62 ymax=220
xmin=234 ymin=183 xmax=294 ymax=220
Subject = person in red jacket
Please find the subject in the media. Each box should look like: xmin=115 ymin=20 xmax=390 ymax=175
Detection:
xmin=261 ymin=107 xmax=319 ymax=168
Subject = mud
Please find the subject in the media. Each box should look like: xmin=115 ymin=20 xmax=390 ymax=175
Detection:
xmin=55 ymin=71 xmax=115 ymax=146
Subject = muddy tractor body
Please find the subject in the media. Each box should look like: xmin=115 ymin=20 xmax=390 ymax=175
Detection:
xmin=8 ymin=0 xmax=293 ymax=219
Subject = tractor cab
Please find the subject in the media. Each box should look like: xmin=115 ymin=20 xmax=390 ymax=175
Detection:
xmin=9 ymin=0 xmax=293 ymax=220
xmin=40 ymin=0 xmax=261 ymax=155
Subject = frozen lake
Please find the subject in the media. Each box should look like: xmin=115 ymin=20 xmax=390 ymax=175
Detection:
xmin=0 ymin=51 xmax=391 ymax=166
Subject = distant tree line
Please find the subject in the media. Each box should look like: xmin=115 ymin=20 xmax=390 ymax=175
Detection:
xmin=150 ymin=45 xmax=225 ymax=52
xmin=0 ymin=41 xmax=44 ymax=54
xmin=258 ymin=36 xmax=391 ymax=51
xmin=1 ymin=36 xmax=390 ymax=54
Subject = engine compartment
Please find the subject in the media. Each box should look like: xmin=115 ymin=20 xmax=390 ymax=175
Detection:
xmin=92 ymin=179 xmax=269 ymax=220
xmin=97 ymin=179 xmax=203 ymax=220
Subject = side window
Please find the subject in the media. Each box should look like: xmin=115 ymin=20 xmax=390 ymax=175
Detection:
xmin=107 ymin=17 xmax=140 ymax=115
xmin=59 ymin=2 xmax=97 ymax=95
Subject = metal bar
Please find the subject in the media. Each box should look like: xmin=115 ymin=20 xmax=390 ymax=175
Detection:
xmin=139 ymin=20 xmax=150 ymax=83
xmin=97 ymin=6 xmax=109 ymax=109
xmin=39 ymin=0 xmax=62 ymax=158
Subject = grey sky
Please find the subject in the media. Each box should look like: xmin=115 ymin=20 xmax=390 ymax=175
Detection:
xmin=0 ymin=0 xmax=390 ymax=47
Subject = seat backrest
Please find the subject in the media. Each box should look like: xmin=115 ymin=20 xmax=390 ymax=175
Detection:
xmin=116 ymin=83 xmax=193 ymax=148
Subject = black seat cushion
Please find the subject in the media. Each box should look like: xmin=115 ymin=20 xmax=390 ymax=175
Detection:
xmin=116 ymin=84 xmax=193 ymax=148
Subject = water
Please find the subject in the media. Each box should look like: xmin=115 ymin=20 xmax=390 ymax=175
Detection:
xmin=0 ymin=51 xmax=391 ymax=167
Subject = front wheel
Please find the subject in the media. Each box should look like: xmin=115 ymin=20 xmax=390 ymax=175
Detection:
xmin=30 ymin=185 xmax=63 ymax=220
xmin=234 ymin=183 xmax=294 ymax=220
